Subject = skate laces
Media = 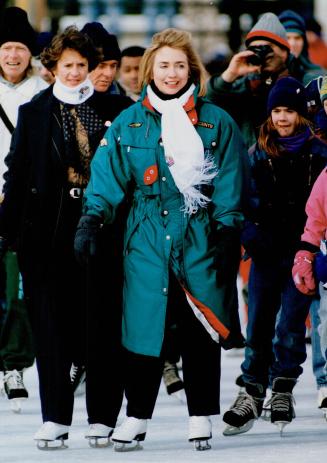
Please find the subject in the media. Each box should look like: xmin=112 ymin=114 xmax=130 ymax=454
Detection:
xmin=230 ymin=392 xmax=260 ymax=418
xmin=268 ymin=392 xmax=295 ymax=412
xmin=3 ymin=370 xmax=25 ymax=389
xmin=163 ymin=362 xmax=180 ymax=385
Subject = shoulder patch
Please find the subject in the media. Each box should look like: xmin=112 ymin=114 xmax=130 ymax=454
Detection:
xmin=128 ymin=122 xmax=143 ymax=128
xmin=197 ymin=121 xmax=214 ymax=129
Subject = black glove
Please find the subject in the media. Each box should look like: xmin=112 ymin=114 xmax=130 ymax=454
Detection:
xmin=74 ymin=215 xmax=102 ymax=267
xmin=214 ymin=226 xmax=241 ymax=286
xmin=241 ymin=221 xmax=273 ymax=263
xmin=0 ymin=236 xmax=8 ymax=261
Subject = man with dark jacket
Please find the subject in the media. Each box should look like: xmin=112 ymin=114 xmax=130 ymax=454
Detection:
xmin=207 ymin=12 xmax=313 ymax=148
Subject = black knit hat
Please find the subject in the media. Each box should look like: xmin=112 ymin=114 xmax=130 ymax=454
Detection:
xmin=0 ymin=7 xmax=37 ymax=55
xmin=81 ymin=22 xmax=121 ymax=62
xmin=267 ymin=76 xmax=308 ymax=116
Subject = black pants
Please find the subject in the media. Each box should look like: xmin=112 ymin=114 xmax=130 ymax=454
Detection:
xmin=25 ymin=214 xmax=125 ymax=426
xmin=124 ymin=275 xmax=221 ymax=419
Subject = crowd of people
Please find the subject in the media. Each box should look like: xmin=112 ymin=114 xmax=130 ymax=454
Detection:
xmin=0 ymin=4 xmax=327 ymax=453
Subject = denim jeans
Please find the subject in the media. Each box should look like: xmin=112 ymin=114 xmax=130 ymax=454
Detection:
xmin=310 ymin=296 xmax=327 ymax=387
xmin=242 ymin=256 xmax=313 ymax=392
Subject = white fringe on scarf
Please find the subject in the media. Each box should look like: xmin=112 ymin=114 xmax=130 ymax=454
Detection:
xmin=147 ymin=84 xmax=217 ymax=214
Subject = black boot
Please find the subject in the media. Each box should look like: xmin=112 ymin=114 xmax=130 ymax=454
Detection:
xmin=270 ymin=377 xmax=296 ymax=435
xmin=223 ymin=383 xmax=264 ymax=436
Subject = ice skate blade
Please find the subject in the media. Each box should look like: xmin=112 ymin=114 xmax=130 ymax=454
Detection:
xmin=86 ymin=436 xmax=112 ymax=448
xmin=192 ymin=439 xmax=211 ymax=451
xmin=274 ymin=421 xmax=289 ymax=436
xmin=36 ymin=436 xmax=68 ymax=451
xmin=321 ymin=408 xmax=327 ymax=421
xmin=170 ymin=389 xmax=186 ymax=404
xmin=10 ymin=398 xmax=26 ymax=414
xmin=223 ymin=419 xmax=254 ymax=436
xmin=113 ymin=441 xmax=143 ymax=452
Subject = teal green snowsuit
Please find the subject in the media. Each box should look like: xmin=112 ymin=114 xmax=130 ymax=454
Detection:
xmin=84 ymin=87 xmax=247 ymax=357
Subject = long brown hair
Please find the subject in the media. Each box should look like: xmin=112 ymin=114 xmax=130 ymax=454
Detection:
xmin=138 ymin=28 xmax=207 ymax=96
xmin=258 ymin=114 xmax=313 ymax=157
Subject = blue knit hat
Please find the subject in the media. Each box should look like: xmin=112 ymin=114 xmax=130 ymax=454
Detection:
xmin=81 ymin=22 xmax=121 ymax=62
xmin=267 ymin=77 xmax=308 ymax=116
xmin=279 ymin=10 xmax=306 ymax=37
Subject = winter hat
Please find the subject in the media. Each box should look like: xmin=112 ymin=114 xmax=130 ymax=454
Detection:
xmin=81 ymin=22 xmax=121 ymax=62
xmin=320 ymin=76 xmax=327 ymax=104
xmin=305 ymin=76 xmax=324 ymax=109
xmin=35 ymin=31 xmax=54 ymax=58
xmin=0 ymin=7 xmax=37 ymax=55
xmin=279 ymin=10 xmax=306 ymax=37
xmin=267 ymin=76 xmax=308 ymax=116
xmin=245 ymin=12 xmax=290 ymax=51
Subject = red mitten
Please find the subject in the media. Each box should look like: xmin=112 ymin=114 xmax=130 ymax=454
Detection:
xmin=292 ymin=250 xmax=316 ymax=295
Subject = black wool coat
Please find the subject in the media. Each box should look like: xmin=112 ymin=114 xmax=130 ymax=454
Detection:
xmin=0 ymin=85 xmax=133 ymax=281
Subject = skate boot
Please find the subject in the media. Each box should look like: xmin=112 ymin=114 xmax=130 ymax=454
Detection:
xmin=34 ymin=421 xmax=69 ymax=450
xmin=85 ymin=423 xmax=113 ymax=448
xmin=270 ymin=377 xmax=296 ymax=436
xmin=188 ymin=416 xmax=212 ymax=451
xmin=223 ymin=383 xmax=264 ymax=436
xmin=317 ymin=386 xmax=327 ymax=420
xmin=70 ymin=364 xmax=86 ymax=396
xmin=162 ymin=360 xmax=184 ymax=402
xmin=111 ymin=417 xmax=147 ymax=452
xmin=2 ymin=370 xmax=28 ymax=413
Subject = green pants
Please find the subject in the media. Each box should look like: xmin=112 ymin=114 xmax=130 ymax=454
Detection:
xmin=0 ymin=251 xmax=34 ymax=371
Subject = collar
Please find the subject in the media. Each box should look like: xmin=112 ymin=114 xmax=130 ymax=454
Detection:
xmin=53 ymin=77 xmax=94 ymax=104
xmin=141 ymin=84 xmax=198 ymax=125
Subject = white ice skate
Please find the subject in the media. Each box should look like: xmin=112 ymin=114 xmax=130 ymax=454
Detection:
xmin=317 ymin=387 xmax=327 ymax=420
xmin=188 ymin=416 xmax=212 ymax=451
xmin=34 ymin=421 xmax=69 ymax=450
xmin=85 ymin=423 xmax=113 ymax=448
xmin=111 ymin=417 xmax=147 ymax=452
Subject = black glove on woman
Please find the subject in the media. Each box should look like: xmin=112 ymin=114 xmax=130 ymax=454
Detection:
xmin=214 ymin=226 xmax=241 ymax=286
xmin=74 ymin=215 xmax=102 ymax=267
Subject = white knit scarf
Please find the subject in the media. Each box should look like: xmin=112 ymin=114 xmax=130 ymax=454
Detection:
xmin=147 ymin=84 xmax=217 ymax=214
xmin=53 ymin=77 xmax=94 ymax=104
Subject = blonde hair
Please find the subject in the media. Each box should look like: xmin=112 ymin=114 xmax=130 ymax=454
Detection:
xmin=138 ymin=28 xmax=207 ymax=96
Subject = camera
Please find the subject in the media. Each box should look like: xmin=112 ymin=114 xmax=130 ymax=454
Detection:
xmin=246 ymin=45 xmax=272 ymax=66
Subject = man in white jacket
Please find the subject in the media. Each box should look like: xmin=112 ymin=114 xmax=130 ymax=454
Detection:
xmin=0 ymin=6 xmax=48 ymax=413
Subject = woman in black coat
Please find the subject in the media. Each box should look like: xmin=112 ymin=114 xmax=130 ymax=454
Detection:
xmin=0 ymin=26 xmax=132 ymax=448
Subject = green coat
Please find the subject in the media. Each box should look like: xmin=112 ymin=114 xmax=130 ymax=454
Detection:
xmin=84 ymin=87 xmax=247 ymax=357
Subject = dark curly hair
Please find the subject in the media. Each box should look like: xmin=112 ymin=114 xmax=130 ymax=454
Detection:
xmin=40 ymin=25 xmax=102 ymax=72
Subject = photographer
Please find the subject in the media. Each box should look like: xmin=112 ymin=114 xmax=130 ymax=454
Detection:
xmin=207 ymin=12 xmax=312 ymax=148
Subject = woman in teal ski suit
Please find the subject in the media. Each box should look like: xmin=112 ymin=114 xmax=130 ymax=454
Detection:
xmin=74 ymin=28 xmax=247 ymax=449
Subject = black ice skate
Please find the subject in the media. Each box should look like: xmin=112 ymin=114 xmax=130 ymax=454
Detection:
xmin=34 ymin=421 xmax=69 ymax=450
xmin=317 ymin=386 xmax=327 ymax=420
xmin=223 ymin=383 xmax=264 ymax=436
xmin=270 ymin=377 xmax=296 ymax=436
xmin=111 ymin=417 xmax=147 ymax=451
xmin=188 ymin=416 xmax=212 ymax=451
xmin=2 ymin=369 xmax=28 ymax=413
xmin=162 ymin=360 xmax=184 ymax=402
xmin=85 ymin=423 xmax=113 ymax=448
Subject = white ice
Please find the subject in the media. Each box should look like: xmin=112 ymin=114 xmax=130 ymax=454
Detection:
xmin=0 ymin=346 xmax=326 ymax=463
